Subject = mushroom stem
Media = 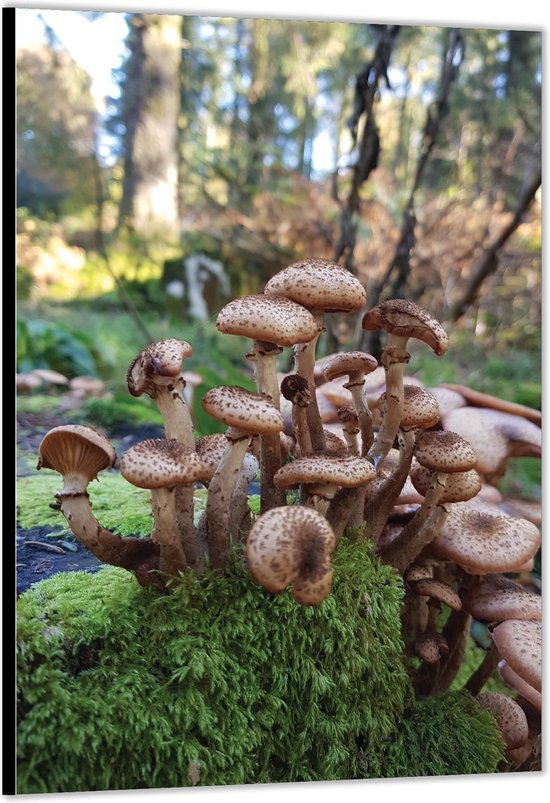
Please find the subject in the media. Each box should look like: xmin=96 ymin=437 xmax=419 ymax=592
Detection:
xmin=259 ymin=431 xmax=285 ymax=514
xmin=364 ymin=429 xmax=415 ymax=545
xmin=151 ymin=487 xmax=188 ymax=578
xmin=280 ymin=374 xmax=312 ymax=456
xmin=205 ymin=432 xmax=251 ymax=571
xmin=368 ymin=335 xmax=410 ymax=466
xmin=380 ymin=474 xmax=448 ymax=572
xmin=228 ymin=453 xmax=258 ymax=542
xmin=337 ymin=407 xmax=360 ymax=455
xmin=326 ymin=486 xmax=363 ymax=540
xmin=56 ymin=490 xmax=160 ymax=585
xmin=293 ymin=319 xmax=326 ymax=452
xmin=346 ymin=377 xmax=375 ymax=456
xmin=249 ymin=340 xmax=282 ymax=409
xmin=464 ymin=641 xmax=501 ymax=696
xmin=303 ymin=483 xmax=340 ymax=516
xmin=151 ymin=381 xmax=196 ymax=448
xmin=432 ymin=609 xmax=472 ymax=695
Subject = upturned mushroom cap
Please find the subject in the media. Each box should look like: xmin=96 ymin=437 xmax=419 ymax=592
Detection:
xmin=273 ymin=455 xmax=376 ymax=490
xmin=201 ymin=386 xmax=285 ymax=434
xmin=246 ymin=505 xmax=336 ymax=604
xmin=216 ymin=294 xmax=321 ymax=346
xmin=499 ymin=661 xmax=542 ymax=712
xmin=491 ymin=619 xmax=542 ymax=693
xmin=413 ymin=430 xmax=478 ymax=473
xmin=264 ymin=258 xmax=367 ymax=313
xmin=461 ymin=575 xmax=542 ymax=622
xmin=410 ymin=464 xmax=482 ymax=503
xmin=361 ymin=299 xmax=449 ymax=355
xmin=379 ymin=385 xmax=440 ymax=431
xmin=38 ymin=424 xmax=116 ymax=482
xmin=440 ymin=383 xmax=541 ymax=426
xmin=431 ymin=499 xmax=541 ymax=574
xmin=120 ymin=439 xmax=206 ymax=489
xmin=322 ymin=351 xmax=379 ymax=382
xmin=127 ymin=339 xmax=193 ymax=397
xmin=476 ymin=692 xmax=529 ymax=751
xmin=413 ymin=578 xmax=462 ymax=611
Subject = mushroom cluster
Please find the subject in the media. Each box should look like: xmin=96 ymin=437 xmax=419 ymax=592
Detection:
xmin=36 ymin=257 xmax=541 ymax=767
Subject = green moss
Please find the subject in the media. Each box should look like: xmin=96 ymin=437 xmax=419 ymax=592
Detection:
xmin=16 ymin=538 xmax=504 ymax=794
xmin=375 ymin=691 xmax=504 ymax=778
xmin=17 ymin=539 xmax=410 ymax=792
xmin=17 ymin=472 xmax=153 ymax=537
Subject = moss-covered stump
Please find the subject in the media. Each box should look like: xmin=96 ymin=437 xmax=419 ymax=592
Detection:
xmin=16 ymin=540 xmax=503 ymax=793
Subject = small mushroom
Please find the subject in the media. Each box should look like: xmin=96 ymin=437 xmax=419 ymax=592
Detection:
xmin=476 ymin=692 xmax=530 ymax=752
xmin=201 ymin=386 xmax=284 ymax=570
xmin=322 ymin=351 xmax=379 ymax=455
xmin=120 ymin=439 xmax=207 ymax=579
xmin=491 ymin=619 xmax=541 ymax=693
xmin=265 ymin=258 xmax=366 ymax=452
xmin=31 ymin=368 xmax=69 ymax=393
xmin=246 ymin=506 xmax=337 ymax=605
xmin=362 ymin=299 xmax=448 ymax=466
xmin=37 ymin=425 xmax=160 ymax=586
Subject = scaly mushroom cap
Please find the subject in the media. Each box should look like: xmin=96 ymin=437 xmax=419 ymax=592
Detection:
xmin=491 ymin=619 xmax=542 ymax=693
xmin=216 ymin=294 xmax=321 ymax=346
xmin=264 ymin=258 xmax=366 ymax=313
xmin=431 ymin=499 xmax=541 ymax=574
xmin=413 ymin=430 xmax=478 ymax=473
xmin=442 ymin=406 xmax=541 ymax=463
xmin=322 ymin=351 xmax=379 ymax=382
xmin=379 ymin=385 xmax=440 ymax=431
xmin=201 ymin=386 xmax=285 ymax=434
xmin=195 ymin=433 xmax=228 ymax=481
xmin=413 ymin=578 xmax=462 ymax=611
xmin=414 ymin=632 xmax=449 ymax=664
xmin=127 ymin=339 xmax=193 ymax=397
xmin=273 ymin=455 xmax=377 ymax=490
xmin=246 ymin=505 xmax=336 ymax=604
xmin=461 ymin=575 xmax=542 ymax=622
xmin=410 ymin=464 xmax=482 ymax=503
xmin=476 ymin=692 xmax=529 ymax=751
xmin=361 ymin=299 xmax=449 ymax=355
xmin=499 ymin=661 xmax=542 ymax=712
xmin=38 ymin=424 xmax=116 ymax=481
xmin=120 ymin=439 xmax=206 ymax=489
xmin=404 ymin=563 xmax=432 ymax=583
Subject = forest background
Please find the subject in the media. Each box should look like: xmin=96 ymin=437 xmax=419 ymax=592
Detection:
xmin=15 ymin=5 xmax=542 ymax=501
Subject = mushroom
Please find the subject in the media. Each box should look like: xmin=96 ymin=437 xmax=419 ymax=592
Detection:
xmin=336 ymin=406 xmax=360 ymax=455
xmin=16 ymin=372 xmax=44 ymax=394
xmin=498 ymin=661 xmax=542 ymax=713
xmin=201 ymin=385 xmax=284 ymax=570
xmin=273 ymin=454 xmax=376 ymax=517
xmin=31 ymin=368 xmax=69 ymax=393
xmin=361 ymin=299 xmax=448 ymax=466
xmin=476 ymin=692 xmax=530 ymax=752
xmin=322 ymin=351 xmax=379 ymax=455
xmin=127 ymin=339 xmax=195 ymax=447
xmin=68 ymin=375 xmax=107 ymax=399
xmin=264 ymin=258 xmax=367 ymax=452
xmin=120 ymin=439 xmax=207 ymax=579
xmin=216 ymin=293 xmax=321 ymax=407
xmin=491 ymin=619 xmax=542 ymax=693
xmin=280 ymin=373 xmax=313 ymax=456
xmin=37 ymin=425 xmax=160 ymax=586
xmin=380 ymin=430 xmax=478 ymax=573
xmin=429 ymin=499 xmax=541 ymax=575
xmin=245 ymin=506 xmax=337 ymax=605
xmin=439 ymin=383 xmax=541 ymax=426
xmin=461 ymin=574 xmax=542 ymax=623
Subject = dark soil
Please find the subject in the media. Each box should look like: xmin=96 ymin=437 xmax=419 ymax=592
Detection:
xmin=16 ymin=406 xmax=164 ymax=595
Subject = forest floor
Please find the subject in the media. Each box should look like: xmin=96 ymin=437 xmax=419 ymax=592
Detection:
xmin=15 ymin=407 xmax=164 ymax=595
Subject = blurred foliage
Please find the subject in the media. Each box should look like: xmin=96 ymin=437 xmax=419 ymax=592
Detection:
xmin=16 ymin=318 xmax=111 ymax=378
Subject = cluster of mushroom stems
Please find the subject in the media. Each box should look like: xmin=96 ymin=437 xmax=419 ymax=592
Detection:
xmin=37 ymin=258 xmax=542 ymax=767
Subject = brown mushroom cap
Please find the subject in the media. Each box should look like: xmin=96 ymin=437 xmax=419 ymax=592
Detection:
xmin=120 ymin=439 xmax=206 ymax=489
xmin=404 ymin=563 xmax=432 ymax=583
xmin=264 ymin=258 xmax=366 ymax=313
xmin=246 ymin=505 xmax=336 ymax=604
xmin=379 ymin=385 xmax=440 ymax=431
xmin=476 ymin=692 xmax=529 ymax=751
xmin=195 ymin=433 xmax=228 ymax=481
xmin=38 ymin=424 xmax=116 ymax=481
xmin=127 ymin=339 xmax=193 ymax=397
xmin=413 ymin=430 xmax=477 ymax=473
xmin=431 ymin=499 xmax=541 ymax=574
xmin=68 ymin=376 xmax=107 ymax=397
xmin=499 ymin=661 xmax=542 ymax=712
xmin=273 ymin=455 xmax=376 ymax=490
xmin=491 ymin=620 xmax=542 ymax=693
xmin=461 ymin=575 xmax=542 ymax=622
xmin=413 ymin=578 xmax=462 ymax=611
xmin=201 ymin=386 xmax=285 ymax=434
xmin=216 ymin=293 xmax=321 ymax=346
xmin=361 ymin=299 xmax=448 ymax=355
xmin=410 ymin=464 xmax=482 ymax=503
xmin=322 ymin=351 xmax=379 ymax=382
xmin=414 ymin=631 xmax=449 ymax=664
